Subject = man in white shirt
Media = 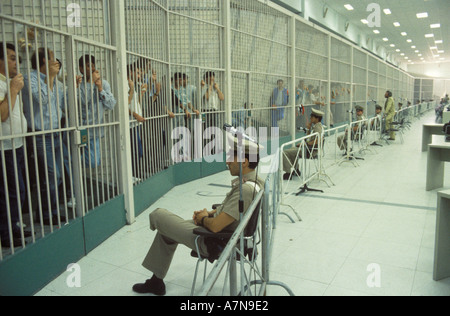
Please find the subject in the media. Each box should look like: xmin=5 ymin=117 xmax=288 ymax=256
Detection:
xmin=0 ymin=43 xmax=28 ymax=247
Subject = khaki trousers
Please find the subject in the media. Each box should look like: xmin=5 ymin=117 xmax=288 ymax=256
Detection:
xmin=142 ymin=208 xmax=209 ymax=279
xmin=386 ymin=118 xmax=396 ymax=140
xmin=282 ymin=147 xmax=301 ymax=174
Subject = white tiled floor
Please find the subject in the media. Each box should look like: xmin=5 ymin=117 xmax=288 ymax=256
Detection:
xmin=36 ymin=112 xmax=450 ymax=296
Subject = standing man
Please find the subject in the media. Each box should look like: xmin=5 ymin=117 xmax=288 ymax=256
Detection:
xmin=22 ymin=48 xmax=70 ymax=224
xmin=78 ymin=55 xmax=117 ymax=168
xmin=384 ymin=91 xmax=396 ymax=141
xmin=270 ymin=79 xmax=289 ymax=128
xmin=0 ymin=43 xmax=28 ymax=246
xmin=202 ymin=71 xmax=224 ymax=130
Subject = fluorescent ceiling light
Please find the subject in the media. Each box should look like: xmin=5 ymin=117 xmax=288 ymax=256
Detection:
xmin=383 ymin=9 xmax=392 ymax=15
xmin=425 ymin=34 xmax=434 ymax=38
xmin=361 ymin=19 xmax=369 ymax=24
xmin=416 ymin=12 xmax=428 ymax=18
xmin=401 ymin=32 xmax=407 ymax=36
xmin=411 ymin=46 xmax=416 ymax=49
xmin=393 ymin=22 xmax=400 ymax=27
xmin=407 ymin=39 xmax=412 ymax=43
xmin=415 ymin=50 xmax=419 ymax=53
xmin=438 ymin=50 xmax=444 ymax=54
xmin=390 ymin=44 xmax=395 ymax=47
xmin=430 ymin=24 xmax=440 ymax=28
xmin=382 ymin=38 xmax=389 ymax=42
xmin=373 ymin=30 xmax=380 ymax=34
xmin=430 ymin=46 xmax=437 ymax=49
xmin=396 ymin=49 xmax=401 ymax=52
xmin=344 ymin=4 xmax=354 ymax=10
xmin=418 ymin=54 xmax=422 ymax=57
xmin=401 ymin=53 xmax=405 ymax=56
xmin=404 ymin=57 xmax=408 ymax=59
xmin=435 ymin=40 xmax=443 ymax=44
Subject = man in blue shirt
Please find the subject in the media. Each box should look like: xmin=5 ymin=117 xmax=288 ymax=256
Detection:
xmin=78 ymin=55 xmax=117 ymax=168
xmin=270 ymin=79 xmax=288 ymax=128
xmin=22 ymin=48 xmax=70 ymax=225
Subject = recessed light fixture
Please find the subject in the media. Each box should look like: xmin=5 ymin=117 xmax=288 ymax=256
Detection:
xmin=425 ymin=34 xmax=434 ymax=38
xmin=438 ymin=50 xmax=444 ymax=54
xmin=373 ymin=30 xmax=380 ymax=34
xmin=401 ymin=32 xmax=407 ymax=36
xmin=411 ymin=46 xmax=416 ymax=49
xmin=383 ymin=38 xmax=389 ymax=42
xmin=418 ymin=54 xmax=422 ymax=57
xmin=407 ymin=39 xmax=412 ymax=43
xmin=396 ymin=49 xmax=401 ymax=52
xmin=390 ymin=44 xmax=395 ymax=47
xmin=344 ymin=4 xmax=354 ymax=10
xmin=361 ymin=19 xmax=369 ymax=24
xmin=404 ymin=57 xmax=409 ymax=59
xmin=435 ymin=40 xmax=443 ymax=44
xmin=393 ymin=22 xmax=401 ymax=27
xmin=383 ymin=9 xmax=392 ymax=15
xmin=401 ymin=53 xmax=405 ymax=56
xmin=430 ymin=24 xmax=441 ymax=28
xmin=415 ymin=50 xmax=419 ymax=53
xmin=430 ymin=46 xmax=438 ymax=50
xmin=416 ymin=12 xmax=428 ymax=18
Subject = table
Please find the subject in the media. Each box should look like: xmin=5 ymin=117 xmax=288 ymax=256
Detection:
xmin=426 ymin=136 xmax=450 ymax=191
xmin=434 ymin=189 xmax=450 ymax=281
xmin=422 ymin=123 xmax=444 ymax=152
xmin=443 ymin=111 xmax=450 ymax=124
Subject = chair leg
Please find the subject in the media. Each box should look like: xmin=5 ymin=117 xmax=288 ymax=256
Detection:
xmin=191 ymin=258 xmax=203 ymax=296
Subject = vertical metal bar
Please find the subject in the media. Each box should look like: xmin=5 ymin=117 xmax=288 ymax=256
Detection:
xmin=222 ymin=0 xmax=232 ymax=128
xmin=289 ymin=16 xmax=296 ymax=141
xmin=65 ymin=36 xmax=85 ymax=218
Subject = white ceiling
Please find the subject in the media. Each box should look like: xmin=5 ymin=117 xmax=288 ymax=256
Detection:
xmin=322 ymin=0 xmax=449 ymax=65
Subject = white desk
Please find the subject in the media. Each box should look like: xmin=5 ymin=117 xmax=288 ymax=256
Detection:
xmin=422 ymin=124 xmax=444 ymax=152
xmin=443 ymin=111 xmax=450 ymax=124
xmin=426 ymin=136 xmax=450 ymax=191
xmin=434 ymin=189 xmax=450 ymax=281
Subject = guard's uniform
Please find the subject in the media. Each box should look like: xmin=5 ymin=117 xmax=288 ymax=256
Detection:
xmin=141 ymin=141 xmax=264 ymax=280
xmin=337 ymin=106 xmax=366 ymax=151
xmin=282 ymin=109 xmax=324 ymax=174
xmin=384 ymin=96 xmax=396 ymax=140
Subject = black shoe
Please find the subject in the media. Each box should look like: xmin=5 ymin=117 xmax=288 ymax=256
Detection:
xmin=133 ymin=277 xmax=166 ymax=296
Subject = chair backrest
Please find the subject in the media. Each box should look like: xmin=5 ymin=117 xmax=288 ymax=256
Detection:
xmin=243 ymin=200 xmax=263 ymax=238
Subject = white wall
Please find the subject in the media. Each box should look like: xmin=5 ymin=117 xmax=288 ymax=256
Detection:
xmin=408 ymin=62 xmax=450 ymax=79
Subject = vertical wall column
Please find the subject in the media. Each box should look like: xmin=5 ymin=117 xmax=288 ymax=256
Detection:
xmin=222 ymin=0 xmax=232 ymax=127
xmin=110 ymin=0 xmax=135 ymax=224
